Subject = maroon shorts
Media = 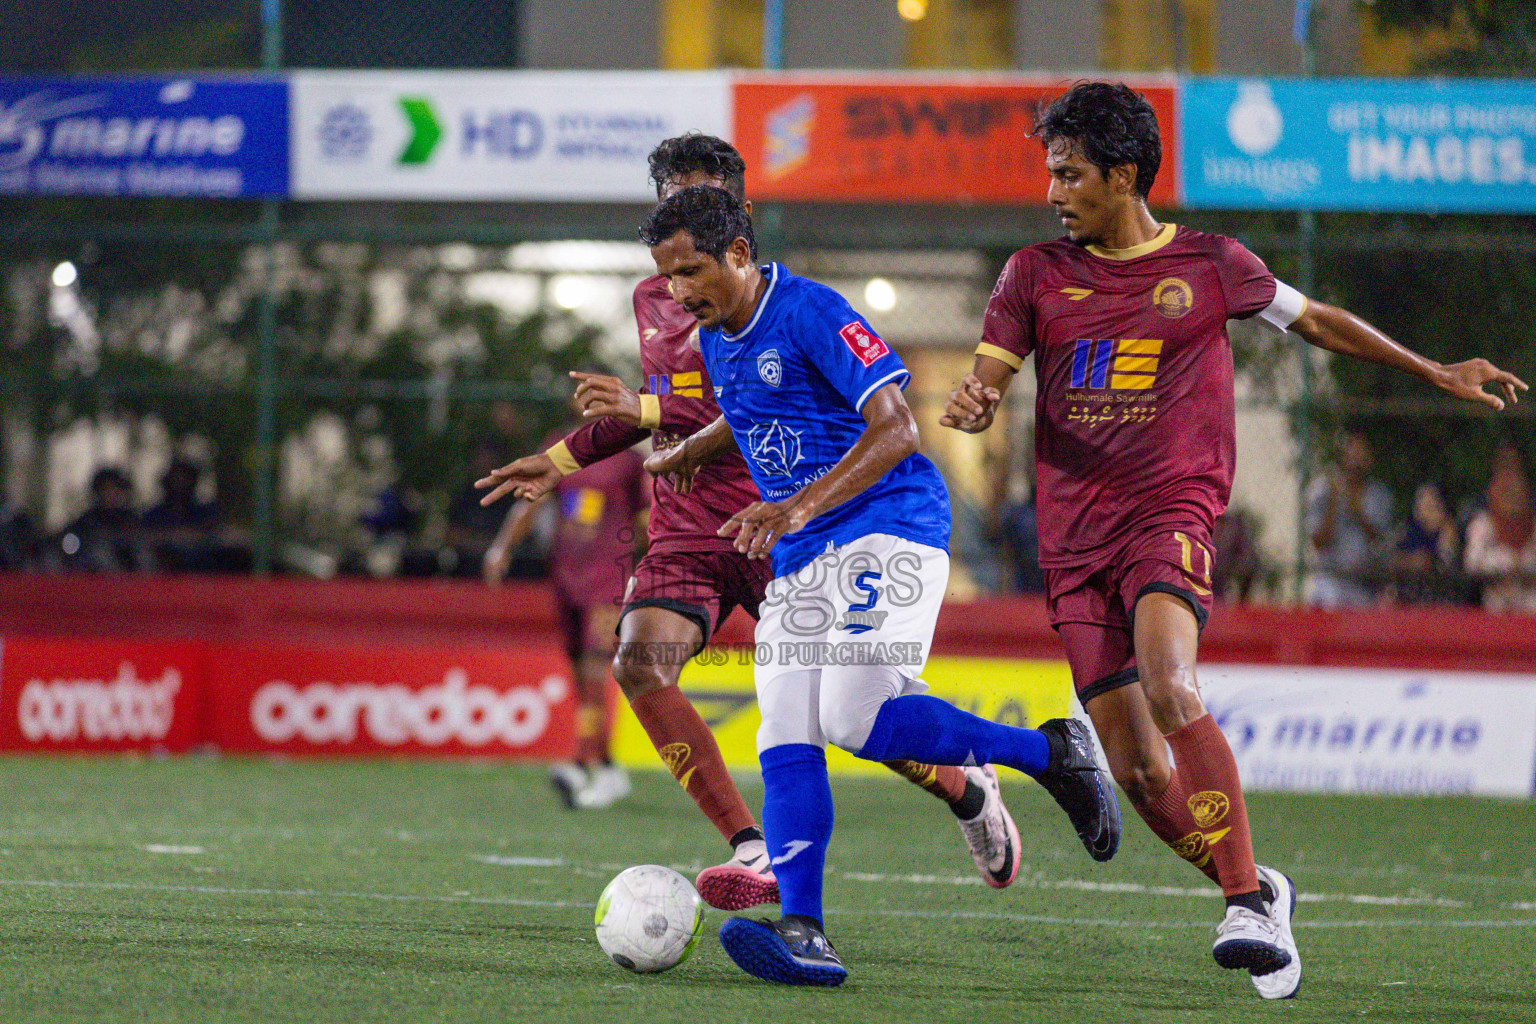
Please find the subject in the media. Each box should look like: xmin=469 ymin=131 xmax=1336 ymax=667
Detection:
xmin=620 ymin=547 xmax=774 ymax=649
xmin=1044 ymin=525 xmax=1215 ymax=705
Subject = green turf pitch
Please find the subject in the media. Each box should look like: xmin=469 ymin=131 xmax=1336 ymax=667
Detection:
xmin=0 ymin=757 xmax=1530 ymax=1023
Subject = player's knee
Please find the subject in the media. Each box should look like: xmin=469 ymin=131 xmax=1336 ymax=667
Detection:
xmin=610 ymin=652 xmax=666 ymax=700
xmin=819 ymin=701 xmax=878 ymax=754
xmin=1137 ymin=659 xmax=1205 ymax=731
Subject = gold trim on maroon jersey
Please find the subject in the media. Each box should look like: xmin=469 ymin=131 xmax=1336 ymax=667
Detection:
xmin=1086 ymin=222 xmax=1177 ymax=261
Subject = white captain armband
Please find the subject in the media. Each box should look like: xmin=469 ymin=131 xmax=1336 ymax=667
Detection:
xmin=1257 ymin=279 xmax=1308 ymax=331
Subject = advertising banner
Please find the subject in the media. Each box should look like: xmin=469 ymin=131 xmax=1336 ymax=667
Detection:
xmin=0 ymin=636 xmax=205 ymax=752
xmin=208 ymin=642 xmax=576 ymax=758
xmin=731 ymin=75 xmax=1180 ymax=206
xmin=613 ymin=651 xmax=1073 ymax=774
xmin=291 ymin=71 xmax=732 ymax=201
xmin=1201 ymin=664 xmax=1536 ymax=797
xmin=0 ymin=76 xmax=288 ymax=198
xmin=1181 ymin=77 xmax=1536 ymax=212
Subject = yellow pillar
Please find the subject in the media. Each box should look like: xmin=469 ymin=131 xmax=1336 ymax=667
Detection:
xmin=660 ymin=0 xmax=764 ymax=69
xmin=905 ymin=0 xmax=1012 ymax=69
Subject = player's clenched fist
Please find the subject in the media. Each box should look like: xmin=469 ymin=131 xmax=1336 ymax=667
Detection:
xmin=571 ymin=370 xmax=644 ymax=425
xmin=476 ymin=453 xmax=562 ymax=506
xmin=939 ymin=373 xmax=1002 ymax=433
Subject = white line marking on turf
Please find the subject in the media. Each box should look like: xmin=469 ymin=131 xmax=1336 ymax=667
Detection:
xmin=471 ymin=855 xmax=565 ymax=868
xmin=140 ymin=845 xmax=205 ymax=855
xmin=1 ymin=877 xmax=1532 ymax=932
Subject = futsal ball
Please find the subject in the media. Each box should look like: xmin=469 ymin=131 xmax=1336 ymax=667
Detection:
xmin=594 ymin=865 xmax=705 ymax=973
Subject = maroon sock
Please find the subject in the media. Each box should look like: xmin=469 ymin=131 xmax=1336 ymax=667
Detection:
xmin=630 ymin=686 xmax=756 ymax=842
xmin=1131 ymin=770 xmax=1223 ymax=887
xmin=1163 ymin=714 xmax=1260 ymax=897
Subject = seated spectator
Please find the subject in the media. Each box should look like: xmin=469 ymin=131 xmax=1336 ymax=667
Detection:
xmin=1212 ymin=507 xmax=1263 ymax=602
xmin=59 ymin=466 xmax=146 ymax=572
xmin=1393 ymin=482 xmax=1463 ymax=604
xmin=1463 ymin=455 xmax=1536 ymax=614
xmin=1304 ymin=431 xmax=1395 ymax=608
xmin=0 ymin=499 xmax=37 ymax=570
xmin=142 ymin=459 xmax=222 ymax=572
xmin=997 ymin=481 xmax=1043 ymax=594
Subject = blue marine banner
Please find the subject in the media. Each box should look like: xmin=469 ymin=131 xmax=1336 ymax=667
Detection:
xmin=0 ymin=76 xmax=288 ymax=198
xmin=1180 ymin=77 xmax=1536 ymax=213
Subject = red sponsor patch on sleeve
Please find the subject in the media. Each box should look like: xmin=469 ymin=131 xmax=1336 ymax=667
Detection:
xmin=839 ymin=321 xmax=889 ymax=367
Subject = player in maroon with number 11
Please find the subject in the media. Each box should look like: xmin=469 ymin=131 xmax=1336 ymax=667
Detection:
xmin=943 ymin=83 xmax=1527 ymax=1001
xmin=479 ymin=134 xmax=1024 ymax=913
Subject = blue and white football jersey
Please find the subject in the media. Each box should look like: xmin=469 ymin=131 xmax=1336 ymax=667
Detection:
xmin=698 ymin=263 xmax=951 ymax=578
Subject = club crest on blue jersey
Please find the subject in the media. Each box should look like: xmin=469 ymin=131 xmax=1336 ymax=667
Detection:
xmin=835 ymin=572 xmax=887 ymax=633
xmin=746 ymin=420 xmax=804 ymax=477
xmin=757 ymin=348 xmax=782 ymax=387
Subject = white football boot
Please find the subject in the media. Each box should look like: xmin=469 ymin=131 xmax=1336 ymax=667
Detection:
xmin=956 ymin=765 xmax=1021 ymax=888
xmin=1212 ymin=903 xmax=1291 ymax=976
xmin=1251 ymin=865 xmax=1302 ymax=999
xmin=573 ymin=765 xmax=632 ymax=809
xmin=695 ymin=838 xmax=781 ymax=911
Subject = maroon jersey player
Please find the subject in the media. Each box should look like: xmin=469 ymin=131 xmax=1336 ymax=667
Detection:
xmin=943 ymin=82 xmax=1526 ymax=1001
xmin=481 ymin=135 xmax=1021 ymax=913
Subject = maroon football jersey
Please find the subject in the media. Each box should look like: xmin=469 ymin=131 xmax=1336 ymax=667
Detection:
xmin=978 ymin=224 xmax=1277 ymax=568
xmin=548 ymin=438 xmax=646 ymax=604
xmin=561 ymin=274 xmax=761 ymax=554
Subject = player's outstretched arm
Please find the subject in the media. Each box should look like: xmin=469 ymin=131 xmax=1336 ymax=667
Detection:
xmin=720 ymin=382 xmax=918 ymax=559
xmin=1291 ymin=301 xmax=1528 ymax=411
xmin=643 ymin=413 xmax=738 ymax=495
xmin=482 ymin=496 xmax=541 ymax=587
xmin=476 ymin=452 xmax=564 ymax=506
xmin=940 ymin=354 xmax=1015 ymax=433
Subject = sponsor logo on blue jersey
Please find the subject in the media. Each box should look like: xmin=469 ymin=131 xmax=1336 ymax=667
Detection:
xmin=746 ymin=420 xmax=804 ymax=477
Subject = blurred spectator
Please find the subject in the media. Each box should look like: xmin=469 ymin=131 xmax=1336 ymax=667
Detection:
xmin=58 ymin=467 xmax=146 ymax=572
xmin=997 ymin=479 xmax=1043 ymax=594
xmin=444 ymin=440 xmax=541 ymax=579
xmin=142 ymin=459 xmax=222 ymax=572
xmin=0 ymin=499 xmax=37 ymax=570
xmin=1463 ymin=454 xmax=1536 ymax=614
xmin=1211 ymin=507 xmax=1263 ymax=602
xmin=1304 ymin=431 xmax=1395 ymax=608
xmin=1393 ymin=482 xmax=1463 ymax=604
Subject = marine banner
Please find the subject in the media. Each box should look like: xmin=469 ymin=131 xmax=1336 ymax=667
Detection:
xmin=730 ymin=75 xmax=1181 ymax=206
xmin=0 ymin=76 xmax=288 ymax=198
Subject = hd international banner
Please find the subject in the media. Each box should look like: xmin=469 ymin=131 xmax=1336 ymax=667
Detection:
xmin=731 ymin=75 xmax=1180 ymax=207
xmin=0 ymin=76 xmax=288 ymax=198
xmin=1181 ymin=77 xmax=1536 ymax=212
xmin=291 ymin=70 xmax=732 ymax=201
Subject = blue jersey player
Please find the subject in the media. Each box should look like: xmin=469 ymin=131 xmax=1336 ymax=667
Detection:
xmin=642 ymin=185 xmax=1122 ymax=987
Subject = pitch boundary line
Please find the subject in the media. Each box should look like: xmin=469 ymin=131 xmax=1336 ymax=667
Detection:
xmin=0 ymin=877 xmax=1533 ymax=931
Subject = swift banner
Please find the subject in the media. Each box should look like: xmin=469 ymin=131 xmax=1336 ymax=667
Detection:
xmin=1201 ymin=664 xmax=1536 ymax=797
xmin=732 ymin=75 xmax=1180 ymax=206
xmin=291 ymin=71 xmax=731 ymax=201
xmin=1181 ymin=77 xmax=1536 ymax=212
xmin=0 ymin=76 xmax=287 ymax=198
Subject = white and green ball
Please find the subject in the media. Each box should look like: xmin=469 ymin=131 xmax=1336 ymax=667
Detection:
xmin=594 ymin=865 xmax=704 ymax=973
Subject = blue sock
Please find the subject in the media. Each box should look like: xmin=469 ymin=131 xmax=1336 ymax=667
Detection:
xmin=855 ymin=694 xmax=1052 ymax=777
xmin=758 ymin=743 xmax=833 ymax=926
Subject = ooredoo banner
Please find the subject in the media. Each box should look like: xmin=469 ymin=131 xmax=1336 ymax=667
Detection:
xmin=731 ymin=75 xmax=1180 ymax=206
xmin=291 ymin=70 xmax=732 ymax=201
xmin=208 ymin=642 xmax=576 ymax=757
xmin=1201 ymin=664 xmax=1536 ymax=798
xmin=0 ymin=636 xmax=205 ymax=752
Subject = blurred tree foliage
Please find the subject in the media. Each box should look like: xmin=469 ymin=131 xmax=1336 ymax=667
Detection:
xmin=0 ymin=239 xmax=606 ymax=549
xmin=1367 ymin=0 xmax=1536 ymax=76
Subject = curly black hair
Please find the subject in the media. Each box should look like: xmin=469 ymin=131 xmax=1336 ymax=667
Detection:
xmin=638 ymin=184 xmax=757 ymax=262
xmin=647 ymin=133 xmax=747 ymax=201
xmin=1034 ymin=82 xmax=1162 ymax=199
